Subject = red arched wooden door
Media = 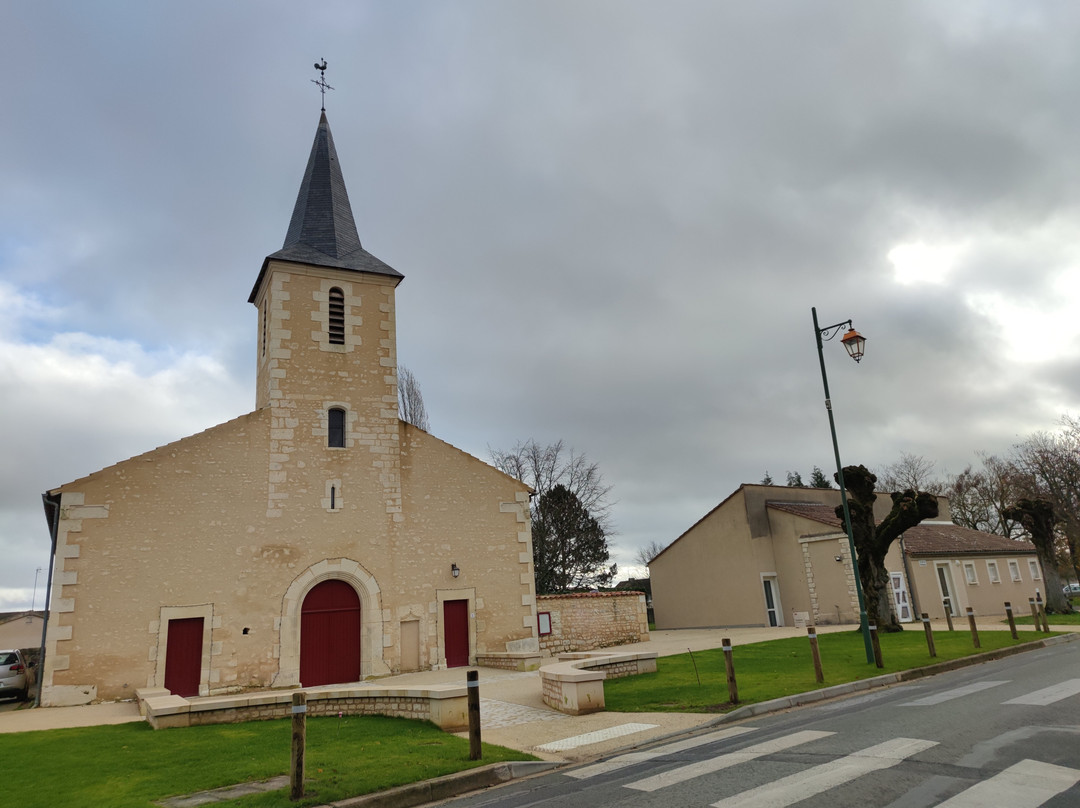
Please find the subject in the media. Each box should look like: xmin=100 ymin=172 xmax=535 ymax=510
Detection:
xmin=300 ymin=580 xmax=361 ymax=687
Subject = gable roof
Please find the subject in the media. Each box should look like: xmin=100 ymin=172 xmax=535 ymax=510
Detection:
xmin=765 ymin=502 xmax=1037 ymax=556
xmin=249 ymin=112 xmax=401 ymax=302
xmin=902 ymin=522 xmax=1036 ymax=556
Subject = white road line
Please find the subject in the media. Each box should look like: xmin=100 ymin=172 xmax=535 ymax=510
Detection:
xmin=566 ymin=726 xmax=758 ymax=779
xmin=901 ymin=681 xmax=1009 ymax=706
xmin=933 ymin=759 xmax=1080 ymax=807
xmin=535 ymin=723 xmax=659 ymax=752
xmin=624 ymin=730 xmax=834 ymax=792
xmin=708 ymin=737 xmax=938 ymax=808
xmin=1003 ymin=678 xmax=1080 ymax=706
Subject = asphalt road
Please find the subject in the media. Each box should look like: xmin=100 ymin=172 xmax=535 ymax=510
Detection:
xmin=442 ymin=641 xmax=1080 ymax=808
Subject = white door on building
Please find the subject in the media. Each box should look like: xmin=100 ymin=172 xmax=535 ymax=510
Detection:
xmin=936 ymin=562 xmax=958 ymax=615
xmin=890 ymin=572 xmax=912 ymax=623
xmin=762 ymin=577 xmax=783 ymax=627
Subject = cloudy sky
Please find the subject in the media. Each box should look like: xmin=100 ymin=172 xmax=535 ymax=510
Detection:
xmin=4 ymin=2 xmax=1080 ymax=609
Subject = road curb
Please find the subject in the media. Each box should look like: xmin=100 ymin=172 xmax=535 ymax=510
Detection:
xmin=710 ymin=632 xmax=1080 ymax=725
xmin=324 ymin=761 xmax=563 ymax=808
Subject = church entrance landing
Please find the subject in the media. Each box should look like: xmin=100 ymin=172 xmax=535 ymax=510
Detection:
xmin=300 ymin=579 xmax=361 ymax=686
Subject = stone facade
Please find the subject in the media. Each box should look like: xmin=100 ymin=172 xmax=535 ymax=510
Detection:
xmin=40 ymin=113 xmax=539 ymax=705
xmin=536 ymin=592 xmax=649 ymax=655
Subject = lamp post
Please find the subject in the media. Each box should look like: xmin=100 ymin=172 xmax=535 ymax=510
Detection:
xmin=812 ymin=307 xmax=873 ymax=664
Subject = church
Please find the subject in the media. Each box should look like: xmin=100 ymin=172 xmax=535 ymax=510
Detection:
xmin=39 ymin=109 xmax=539 ymax=706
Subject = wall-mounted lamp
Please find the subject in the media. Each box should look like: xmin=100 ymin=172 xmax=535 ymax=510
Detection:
xmin=451 ymin=563 xmax=460 ymax=578
xmin=834 ymin=555 xmax=843 ymax=563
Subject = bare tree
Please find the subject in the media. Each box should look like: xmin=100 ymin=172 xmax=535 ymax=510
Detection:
xmin=397 ymin=365 xmax=430 ymax=431
xmin=877 ymin=452 xmax=945 ymax=495
xmin=1002 ymin=499 xmax=1073 ymax=613
xmin=634 ymin=540 xmax=667 ymax=570
xmin=490 ymin=440 xmax=615 ymax=593
xmin=490 ymin=439 xmax=613 ymax=532
xmin=1011 ymin=416 xmax=1080 ymax=587
xmin=945 ymin=454 xmax=1026 ymax=539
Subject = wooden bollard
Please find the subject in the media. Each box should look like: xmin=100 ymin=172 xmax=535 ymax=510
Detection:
xmin=722 ymin=637 xmax=738 ymax=704
xmin=807 ymin=626 xmax=824 ymax=683
xmin=943 ymin=598 xmax=954 ymax=631
xmin=921 ymin=613 xmax=936 ymax=657
xmin=966 ymin=607 xmax=980 ymax=649
xmin=467 ymin=669 xmax=481 ymax=761
xmin=1029 ymin=597 xmax=1041 ymax=631
xmin=290 ymin=691 xmax=307 ymax=801
xmin=1004 ymin=602 xmax=1018 ymax=639
xmin=868 ymin=624 xmax=883 ymax=668
xmin=1036 ymin=592 xmax=1050 ymax=632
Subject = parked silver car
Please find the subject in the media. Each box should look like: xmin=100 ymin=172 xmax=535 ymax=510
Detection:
xmin=0 ymin=649 xmax=29 ymax=701
xmin=1064 ymin=583 xmax=1080 ymax=597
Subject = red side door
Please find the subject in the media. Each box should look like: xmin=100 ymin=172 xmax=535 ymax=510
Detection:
xmin=164 ymin=617 xmax=203 ymax=697
xmin=443 ymin=599 xmax=469 ymax=668
xmin=300 ymin=580 xmax=361 ymax=687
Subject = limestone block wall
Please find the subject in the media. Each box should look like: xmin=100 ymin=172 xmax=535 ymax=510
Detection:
xmin=536 ymin=592 xmax=649 ymax=655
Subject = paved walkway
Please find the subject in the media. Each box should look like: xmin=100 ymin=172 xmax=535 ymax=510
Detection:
xmin=2 ymin=622 xmax=1074 ymax=761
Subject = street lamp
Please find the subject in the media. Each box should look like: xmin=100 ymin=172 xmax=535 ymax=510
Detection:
xmin=812 ymin=307 xmax=873 ymax=664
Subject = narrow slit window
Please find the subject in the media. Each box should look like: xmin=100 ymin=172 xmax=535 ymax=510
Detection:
xmin=261 ymin=301 xmax=268 ymax=357
xmin=328 ymin=287 xmax=345 ymax=345
xmin=330 ymin=485 xmax=336 ymax=509
xmin=328 ymin=408 xmax=346 ymax=448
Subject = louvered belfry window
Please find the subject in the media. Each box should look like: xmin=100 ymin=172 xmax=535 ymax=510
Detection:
xmin=328 ymin=287 xmax=346 ymax=345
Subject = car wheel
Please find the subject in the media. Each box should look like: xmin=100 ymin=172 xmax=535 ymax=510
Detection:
xmin=17 ymin=688 xmax=29 ymax=702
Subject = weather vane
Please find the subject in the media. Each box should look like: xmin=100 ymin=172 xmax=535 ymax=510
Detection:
xmin=312 ymin=59 xmax=334 ymax=111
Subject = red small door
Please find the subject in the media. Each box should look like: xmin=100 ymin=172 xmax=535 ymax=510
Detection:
xmin=443 ymin=599 xmax=469 ymax=668
xmin=301 ymin=580 xmax=361 ymax=686
xmin=164 ymin=617 xmax=203 ymax=697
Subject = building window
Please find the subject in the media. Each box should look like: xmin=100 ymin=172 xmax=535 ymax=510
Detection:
xmin=1008 ymin=560 xmax=1022 ymax=582
xmin=328 ymin=408 xmax=346 ymax=448
xmin=537 ymin=612 xmax=552 ymax=636
xmin=328 ymin=287 xmax=345 ymax=345
xmin=986 ymin=560 xmax=1000 ymax=583
xmin=963 ymin=562 xmax=978 ymax=585
xmin=1029 ymin=559 xmax=1041 ymax=580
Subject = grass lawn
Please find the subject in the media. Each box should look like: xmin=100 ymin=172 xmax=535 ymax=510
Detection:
xmin=1013 ymin=611 xmax=1080 ymax=625
xmin=604 ymin=628 xmax=1060 ymax=713
xmin=0 ymin=714 xmax=535 ymax=808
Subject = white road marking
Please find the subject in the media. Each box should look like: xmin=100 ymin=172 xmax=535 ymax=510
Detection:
xmin=1003 ymin=678 xmax=1080 ymax=706
xmin=624 ymin=730 xmax=834 ymax=792
xmin=708 ymin=737 xmax=938 ymax=808
xmin=933 ymin=759 xmax=1080 ymax=807
xmin=901 ymin=681 xmax=1009 ymax=706
xmin=535 ymin=722 xmax=659 ymax=752
xmin=566 ymin=726 xmax=757 ymax=779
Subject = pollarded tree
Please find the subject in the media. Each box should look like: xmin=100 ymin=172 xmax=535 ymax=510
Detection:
xmin=838 ymin=465 xmax=938 ymax=632
xmin=1001 ymin=499 xmax=1073 ymax=614
xmin=532 ymin=484 xmax=616 ymax=593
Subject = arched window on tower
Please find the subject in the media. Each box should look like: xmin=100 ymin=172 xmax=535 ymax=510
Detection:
xmin=328 ymin=407 xmax=346 ymax=448
xmin=328 ymin=287 xmax=345 ymax=345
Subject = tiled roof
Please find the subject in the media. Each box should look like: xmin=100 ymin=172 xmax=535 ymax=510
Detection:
xmin=765 ymin=503 xmax=1036 ymax=556
xmin=767 ymin=501 xmax=843 ymax=528
xmin=902 ymin=522 xmax=1036 ymax=556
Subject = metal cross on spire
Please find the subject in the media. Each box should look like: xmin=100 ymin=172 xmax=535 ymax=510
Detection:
xmin=312 ymin=59 xmax=334 ymax=111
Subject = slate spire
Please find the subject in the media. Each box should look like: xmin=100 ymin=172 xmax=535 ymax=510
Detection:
xmin=254 ymin=112 xmax=401 ymax=299
xmin=282 ymin=111 xmax=362 ymax=259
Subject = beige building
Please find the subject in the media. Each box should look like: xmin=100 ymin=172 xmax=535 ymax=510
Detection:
xmin=39 ymin=112 xmax=539 ymax=706
xmin=0 ymin=611 xmax=44 ymax=651
xmin=651 ymin=484 xmax=1043 ymax=629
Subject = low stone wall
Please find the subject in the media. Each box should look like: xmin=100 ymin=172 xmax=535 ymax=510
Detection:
xmin=539 ymin=651 xmax=657 ymax=715
xmin=474 ymin=652 xmax=543 ymax=671
xmin=138 ymin=684 xmax=468 ymax=731
xmin=537 ymin=592 xmax=649 ymax=654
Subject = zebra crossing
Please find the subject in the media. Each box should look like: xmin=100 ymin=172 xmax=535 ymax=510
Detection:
xmin=565 ymin=675 xmax=1080 ymax=807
